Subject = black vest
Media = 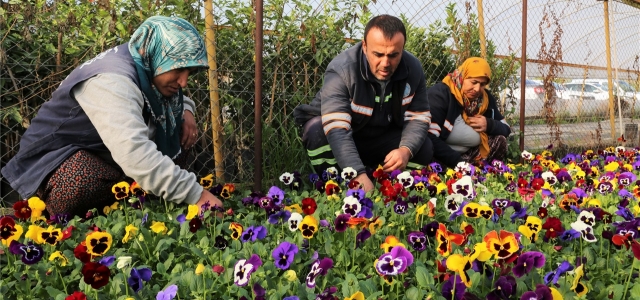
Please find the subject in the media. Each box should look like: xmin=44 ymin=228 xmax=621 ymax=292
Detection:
xmin=2 ymin=44 xmax=140 ymax=198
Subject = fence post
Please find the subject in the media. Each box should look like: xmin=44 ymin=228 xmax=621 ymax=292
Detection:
xmin=519 ymin=0 xmax=527 ymax=154
xmin=254 ymin=0 xmax=264 ymax=191
xmin=477 ymin=0 xmax=487 ymax=59
xmin=603 ymin=0 xmax=616 ymax=139
xmin=204 ymin=0 xmax=225 ymax=183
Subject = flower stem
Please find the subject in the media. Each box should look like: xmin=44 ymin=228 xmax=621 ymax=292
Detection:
xmin=451 ymin=275 xmax=456 ymax=300
xmin=94 ymin=288 xmax=99 ymax=300
xmin=123 ymin=269 xmax=130 ymax=298
xmin=56 ymin=266 xmax=68 ymax=294
xmin=622 ymin=260 xmax=636 ymax=300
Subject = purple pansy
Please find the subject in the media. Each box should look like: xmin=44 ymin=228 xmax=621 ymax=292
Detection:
xmin=99 ymin=256 xmax=116 ymax=267
xmin=267 ymin=186 xmax=285 ymax=206
xmin=9 ymin=241 xmax=44 ymax=265
xmin=268 ymin=210 xmax=291 ymax=225
xmin=486 ymin=275 xmax=517 ymax=300
xmin=407 ymin=231 xmax=427 ymax=252
xmin=356 ymin=229 xmax=371 ymax=249
xmin=271 ymin=241 xmax=298 ymax=270
xmin=305 ymin=258 xmax=334 ymax=288
xmin=128 ymin=267 xmax=152 ymax=293
xmin=334 ymin=214 xmax=350 ymax=232
xmin=442 ymin=275 xmax=466 ymax=300
xmin=513 ymin=251 xmax=546 ymax=278
xmin=156 ymin=285 xmax=178 ymax=300
xmin=520 ymin=284 xmax=552 ymax=300
xmin=394 ymin=199 xmax=408 ymax=215
xmin=543 ymin=261 xmax=573 ymax=285
xmin=240 ymin=226 xmax=268 ymax=243
xmin=375 ymin=246 xmax=414 ymax=276
xmin=233 ymin=254 xmax=263 ymax=286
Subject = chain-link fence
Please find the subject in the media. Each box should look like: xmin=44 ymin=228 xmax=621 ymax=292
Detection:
xmin=2 ymin=0 xmax=639 ymax=204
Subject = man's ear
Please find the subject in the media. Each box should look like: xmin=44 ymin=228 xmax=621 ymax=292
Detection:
xmin=362 ymin=40 xmax=367 ymax=54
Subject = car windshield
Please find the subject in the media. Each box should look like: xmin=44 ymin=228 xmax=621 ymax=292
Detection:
xmin=618 ymin=81 xmax=636 ymax=92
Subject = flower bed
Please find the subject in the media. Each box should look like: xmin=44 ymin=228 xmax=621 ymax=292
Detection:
xmin=2 ymin=147 xmax=640 ymax=300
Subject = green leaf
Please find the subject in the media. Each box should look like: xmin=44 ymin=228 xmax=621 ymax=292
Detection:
xmin=415 ymin=265 xmax=431 ymax=287
xmin=405 ymin=287 xmax=423 ymax=300
xmin=45 ymin=286 xmax=64 ymax=299
xmin=631 ymin=283 xmax=640 ymax=300
xmin=341 ymin=273 xmax=359 ymax=297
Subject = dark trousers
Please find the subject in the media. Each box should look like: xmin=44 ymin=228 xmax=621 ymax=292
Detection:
xmin=301 ymin=116 xmax=433 ymax=174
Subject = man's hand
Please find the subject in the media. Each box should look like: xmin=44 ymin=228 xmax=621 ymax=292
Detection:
xmin=468 ymin=115 xmax=487 ymax=133
xmin=354 ymin=173 xmax=374 ymax=193
xmin=196 ymin=189 xmax=224 ymax=217
xmin=181 ymin=110 xmax=198 ymax=149
xmin=382 ymin=147 xmax=412 ymax=172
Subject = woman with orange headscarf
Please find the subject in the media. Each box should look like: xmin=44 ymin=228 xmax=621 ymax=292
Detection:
xmin=426 ymin=57 xmax=511 ymax=168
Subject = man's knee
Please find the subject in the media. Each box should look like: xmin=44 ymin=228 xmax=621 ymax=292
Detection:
xmin=301 ymin=116 xmax=327 ymax=150
xmin=412 ymin=137 xmax=434 ymax=165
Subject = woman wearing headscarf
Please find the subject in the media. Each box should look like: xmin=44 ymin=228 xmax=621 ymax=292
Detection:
xmin=426 ymin=57 xmax=511 ymax=169
xmin=2 ymin=16 xmax=222 ymax=216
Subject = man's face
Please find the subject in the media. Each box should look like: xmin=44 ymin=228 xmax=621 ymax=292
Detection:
xmin=362 ymin=27 xmax=405 ymax=81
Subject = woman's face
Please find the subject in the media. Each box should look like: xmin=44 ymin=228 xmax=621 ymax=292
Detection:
xmin=461 ymin=76 xmax=489 ymax=99
xmin=152 ymin=67 xmax=197 ymax=97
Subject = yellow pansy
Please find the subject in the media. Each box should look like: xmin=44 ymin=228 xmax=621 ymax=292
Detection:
xmin=150 ymin=221 xmax=168 ymax=234
xmin=200 ymin=174 xmax=214 ymax=189
xmin=344 ymin=291 xmax=365 ymax=300
xmin=604 ymin=162 xmax=619 ymax=172
xmin=380 ymin=235 xmax=406 ymax=253
xmin=39 ymin=225 xmax=63 ymax=246
xmin=415 ymin=204 xmax=427 ymax=224
xmin=49 ymin=251 xmax=69 ymax=266
xmin=103 ymin=202 xmax=120 ymax=214
xmin=550 ymin=287 xmax=563 ymax=300
xmin=284 ymin=270 xmax=298 ymax=281
xmin=195 ymin=263 xmax=205 ymax=275
xmin=25 ymin=225 xmax=44 ymax=243
xmin=112 ymin=181 xmax=131 ymax=200
xmin=122 ymin=224 xmax=138 ymax=243
xmin=1 ymin=223 xmax=23 ymax=246
xmin=368 ymin=217 xmax=385 ymax=234
xmin=186 ymin=205 xmax=199 ymax=220
xmin=27 ymin=196 xmax=46 ymax=222
xmin=587 ymin=199 xmax=601 ymax=208
xmin=470 ymin=242 xmax=493 ymax=262
xmin=299 ymin=215 xmax=319 ymax=239
xmin=285 ymin=204 xmax=303 ymax=214
xmin=85 ymin=231 xmax=113 ymax=256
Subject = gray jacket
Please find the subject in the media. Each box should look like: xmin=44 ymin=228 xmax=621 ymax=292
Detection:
xmin=294 ymin=42 xmax=431 ymax=174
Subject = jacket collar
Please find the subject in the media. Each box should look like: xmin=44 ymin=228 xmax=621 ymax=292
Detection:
xmin=357 ymin=41 xmax=409 ymax=83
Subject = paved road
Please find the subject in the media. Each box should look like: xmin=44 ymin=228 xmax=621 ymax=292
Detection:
xmin=518 ymin=117 xmax=640 ymax=150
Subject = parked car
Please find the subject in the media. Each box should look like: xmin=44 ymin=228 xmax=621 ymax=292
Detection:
xmin=572 ymin=79 xmax=637 ymax=102
xmin=499 ymin=78 xmax=567 ymax=117
xmin=564 ymin=82 xmax=609 ymax=116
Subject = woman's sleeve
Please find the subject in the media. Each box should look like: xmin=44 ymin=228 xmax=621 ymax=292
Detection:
xmin=484 ymin=90 xmax=511 ymax=137
xmin=73 ymin=73 xmax=203 ymax=204
xmin=183 ymin=95 xmax=196 ymax=115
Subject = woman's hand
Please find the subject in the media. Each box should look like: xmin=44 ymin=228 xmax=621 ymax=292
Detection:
xmin=468 ymin=115 xmax=487 ymax=133
xmin=181 ymin=110 xmax=198 ymax=149
xmin=196 ymin=189 xmax=223 ymax=215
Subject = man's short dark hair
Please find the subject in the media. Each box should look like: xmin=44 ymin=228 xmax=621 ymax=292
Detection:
xmin=364 ymin=15 xmax=406 ymax=44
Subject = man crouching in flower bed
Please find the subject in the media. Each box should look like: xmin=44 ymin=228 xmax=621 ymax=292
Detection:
xmin=1 ymin=16 xmax=222 ymax=217
xmin=294 ymin=15 xmax=433 ymax=193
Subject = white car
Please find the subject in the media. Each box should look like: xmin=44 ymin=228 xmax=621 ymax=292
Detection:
xmin=500 ymin=78 xmax=567 ymax=117
xmin=564 ymin=82 xmax=609 ymax=116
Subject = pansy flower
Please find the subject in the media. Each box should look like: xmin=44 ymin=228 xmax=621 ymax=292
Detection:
xmin=452 ymin=176 xmax=476 ymax=200
xmin=199 ymin=174 xmax=214 ymax=189
xmin=397 ymin=171 xmax=414 ymax=188
xmin=340 ymin=167 xmax=357 ymax=181
xmin=325 ymin=180 xmax=341 ymax=199
xmin=9 ymin=240 xmax=44 ymax=264
xmin=575 ymin=211 xmax=596 ymax=227
xmin=279 ymin=172 xmax=294 ymax=185
xmin=267 ymin=186 xmax=284 ymax=205
xmin=27 ymin=196 xmax=46 ymax=222
xmin=301 ymin=198 xmax=317 ymax=215
xmin=268 ymin=210 xmax=291 ymax=225
xmin=214 ymin=235 xmax=228 ymax=250
xmin=150 ymin=221 xmax=168 ymax=234
xmin=543 ymin=261 xmax=573 ymax=285
xmin=356 ymin=229 xmax=371 ymax=249
xmin=81 ymin=261 xmax=111 ymax=289
xmin=518 ymin=216 xmax=542 ymax=243
xmin=436 ymin=223 xmax=465 ymax=257
xmin=375 ymin=246 xmax=414 ymax=277
xmin=512 ymin=251 xmax=545 ymax=278
xmin=486 ymin=275 xmax=517 ymax=300
xmin=407 ymin=231 xmax=427 ymax=252
xmin=334 ymin=214 xmax=350 ymax=232
xmin=446 ymin=253 xmax=474 ymax=287
xmin=463 ymin=202 xmax=482 ymax=218
xmin=368 ymin=217 xmax=384 ymax=234
xmin=542 ymin=217 xmax=564 ymax=242
xmin=229 ymin=223 xmax=243 ymax=240
xmin=128 ymin=267 xmax=152 ymax=293
xmin=240 ymin=226 xmax=267 ymax=243
xmin=393 ymin=198 xmax=408 ymax=215
xmin=483 ymin=230 xmax=519 ymax=260
xmin=287 ymin=213 xmax=303 ymax=232
xmin=570 ymin=222 xmax=597 ymax=243
xmin=380 ymin=235 xmax=406 ymax=253
xmin=305 ymin=257 xmax=333 ymax=288
xmin=445 ymin=194 xmax=464 ymax=215
xmin=111 ymin=181 xmax=130 ymax=200
xmin=521 ymin=284 xmax=553 ymax=300
xmin=189 ymin=218 xmax=202 ymax=233
xmin=299 ymin=215 xmax=318 ymax=239
xmin=0 ymin=216 xmax=23 ymax=246
xmin=570 ymin=264 xmax=588 ymax=297
xmin=234 ymin=254 xmax=263 ymax=286
xmin=272 ymin=241 xmax=298 ymax=270
xmin=596 ymin=181 xmax=614 ymax=194
xmin=343 ymin=196 xmax=362 ymax=216
xmin=85 ymin=231 xmax=112 ymax=257
xmin=442 ymin=275 xmax=466 ymax=300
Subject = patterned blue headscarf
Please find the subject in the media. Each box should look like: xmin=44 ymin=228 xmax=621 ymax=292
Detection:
xmin=128 ymin=16 xmax=208 ymax=158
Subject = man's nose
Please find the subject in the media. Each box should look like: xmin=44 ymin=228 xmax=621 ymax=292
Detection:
xmin=381 ymin=57 xmax=390 ymax=67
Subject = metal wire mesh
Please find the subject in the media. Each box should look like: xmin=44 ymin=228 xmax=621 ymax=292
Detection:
xmin=1 ymin=0 xmax=639 ymax=204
